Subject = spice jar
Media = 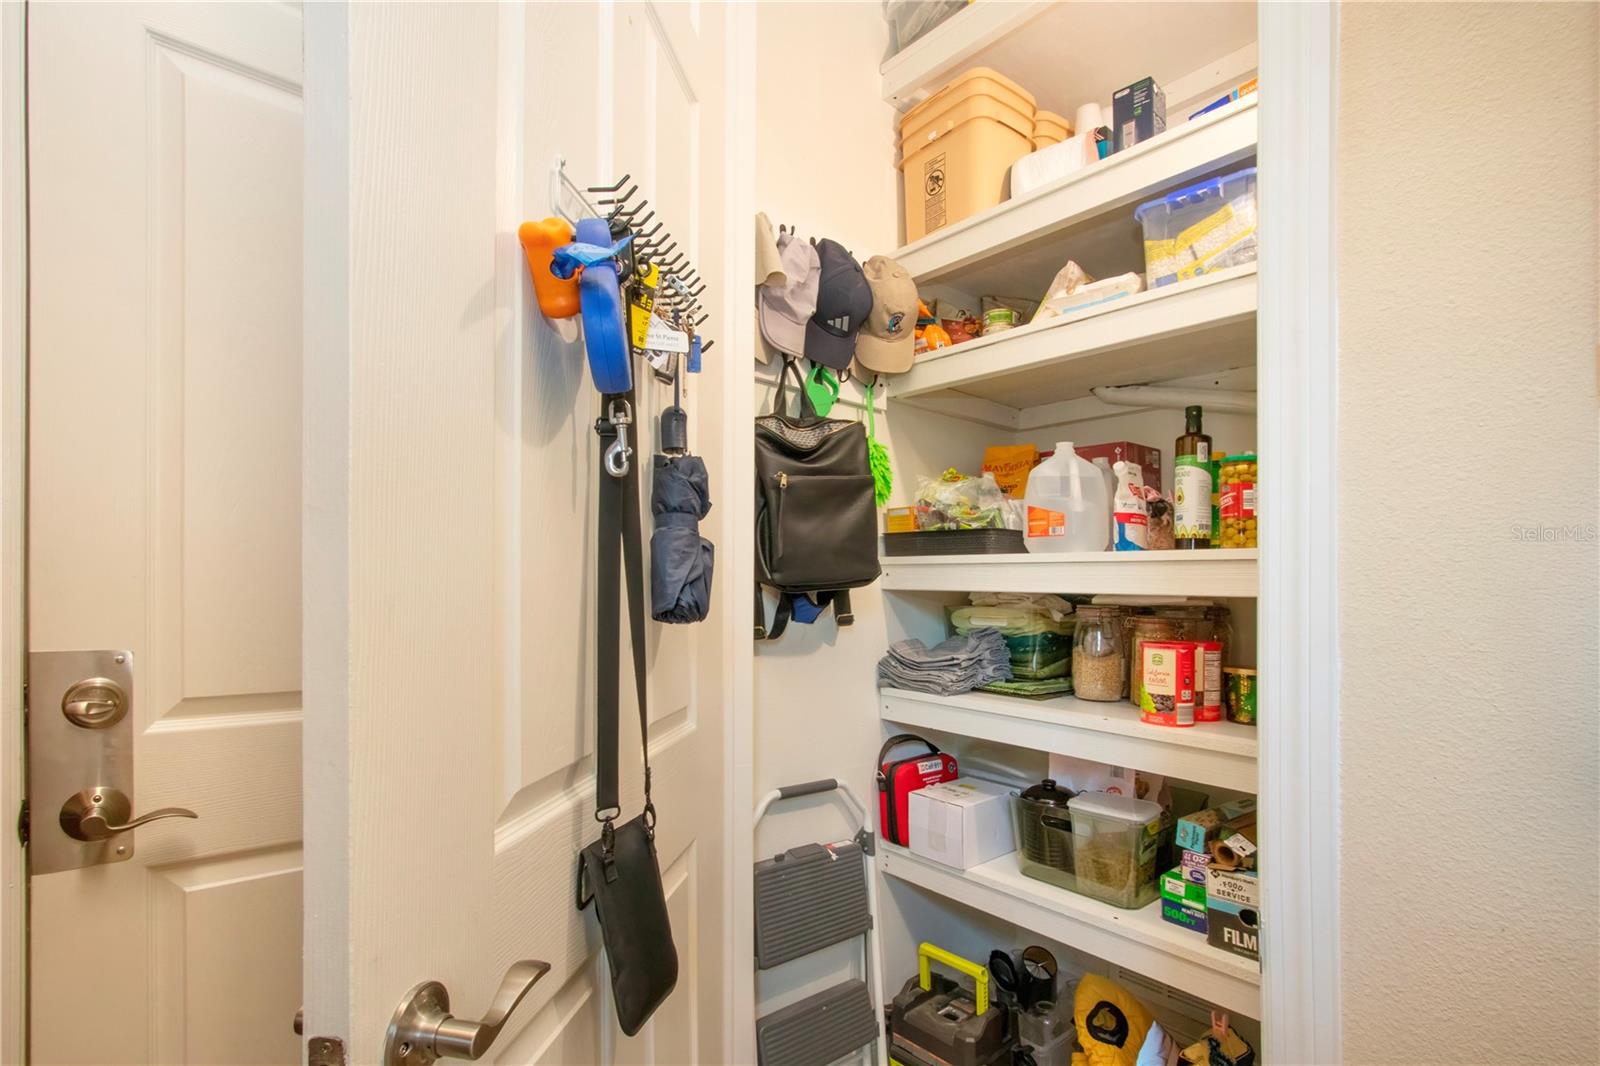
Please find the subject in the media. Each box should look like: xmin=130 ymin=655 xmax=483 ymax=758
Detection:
xmin=1072 ymin=606 xmax=1127 ymax=702
xmin=1127 ymin=614 xmax=1179 ymax=708
xmin=1220 ymin=453 xmax=1258 ymax=548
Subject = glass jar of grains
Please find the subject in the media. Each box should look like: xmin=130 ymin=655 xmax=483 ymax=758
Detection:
xmin=1126 ymin=614 xmax=1180 ymax=708
xmin=1072 ymin=606 xmax=1127 ymax=702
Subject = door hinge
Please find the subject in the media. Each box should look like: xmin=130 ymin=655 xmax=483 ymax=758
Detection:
xmin=307 ymin=1036 xmax=346 ymax=1066
xmin=15 ymin=801 xmax=26 ymax=847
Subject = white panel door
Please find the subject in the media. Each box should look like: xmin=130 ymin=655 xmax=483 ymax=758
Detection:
xmin=302 ymin=3 xmax=733 ymax=1063
xmin=26 ymin=4 xmax=303 ymax=1065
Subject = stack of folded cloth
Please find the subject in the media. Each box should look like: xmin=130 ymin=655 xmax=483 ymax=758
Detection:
xmin=876 ymin=628 xmax=1013 ymax=696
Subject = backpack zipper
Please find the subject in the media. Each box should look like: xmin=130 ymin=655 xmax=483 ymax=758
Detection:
xmin=773 ymin=472 xmax=788 ymax=559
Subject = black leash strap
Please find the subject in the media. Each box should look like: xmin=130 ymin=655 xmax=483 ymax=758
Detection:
xmin=594 ymin=393 xmax=654 ymax=849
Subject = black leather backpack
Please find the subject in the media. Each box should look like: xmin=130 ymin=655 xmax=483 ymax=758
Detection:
xmin=754 ymin=358 xmax=881 ymax=639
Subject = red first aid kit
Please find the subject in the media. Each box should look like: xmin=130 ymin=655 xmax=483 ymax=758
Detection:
xmin=876 ymin=733 xmax=958 ymax=846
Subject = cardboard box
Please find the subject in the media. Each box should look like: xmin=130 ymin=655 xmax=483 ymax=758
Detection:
xmin=1112 ymin=77 xmax=1167 ymax=153
xmin=908 ymin=778 xmax=1015 ymax=870
xmin=1176 ymin=797 xmax=1257 ymax=854
xmin=1161 ymin=867 xmax=1207 ymax=932
xmin=1162 ymin=898 xmax=1208 ymax=934
xmin=1179 ymin=849 xmax=1212 ymax=884
xmin=1205 ymin=867 xmax=1260 ymax=962
xmin=1075 ymin=441 xmax=1164 ymax=495
xmin=1161 ymin=867 xmax=1206 ymax=908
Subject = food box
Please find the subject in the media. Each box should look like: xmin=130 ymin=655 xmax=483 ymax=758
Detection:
xmin=1160 ymin=867 xmax=1208 ymax=933
xmin=1176 ymin=797 xmax=1258 ymax=854
xmin=1139 ymin=641 xmax=1197 ymax=727
xmin=1205 ymin=867 xmax=1260 ymax=962
xmin=1075 ymin=441 xmax=1163 ymax=495
xmin=908 ymin=778 xmax=1016 ymax=869
xmin=1180 ymin=848 xmax=1212 ymax=883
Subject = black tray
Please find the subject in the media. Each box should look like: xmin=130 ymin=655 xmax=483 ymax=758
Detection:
xmin=882 ymin=528 xmax=1025 ymax=556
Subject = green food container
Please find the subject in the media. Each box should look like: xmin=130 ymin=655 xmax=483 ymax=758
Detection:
xmin=1224 ymin=666 xmax=1257 ymax=724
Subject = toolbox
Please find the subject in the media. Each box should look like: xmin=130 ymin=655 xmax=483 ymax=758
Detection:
xmin=890 ymin=943 xmax=1015 ymax=1066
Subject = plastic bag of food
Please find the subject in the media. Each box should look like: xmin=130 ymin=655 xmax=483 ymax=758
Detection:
xmin=914 ymin=468 xmax=1008 ymax=530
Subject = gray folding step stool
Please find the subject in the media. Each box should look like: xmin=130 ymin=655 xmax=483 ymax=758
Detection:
xmin=754 ymin=779 xmax=888 ymax=1066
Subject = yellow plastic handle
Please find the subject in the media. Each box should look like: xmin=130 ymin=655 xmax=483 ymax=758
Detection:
xmin=917 ymin=942 xmax=989 ymax=1015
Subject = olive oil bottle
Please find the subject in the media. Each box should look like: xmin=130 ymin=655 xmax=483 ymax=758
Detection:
xmin=1173 ymin=405 xmax=1213 ymax=549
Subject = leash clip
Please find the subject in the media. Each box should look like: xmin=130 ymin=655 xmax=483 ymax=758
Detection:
xmin=604 ymin=399 xmax=633 ymax=478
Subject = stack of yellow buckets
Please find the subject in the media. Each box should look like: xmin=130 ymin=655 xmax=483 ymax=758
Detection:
xmin=897 ymin=67 xmax=1071 ymax=242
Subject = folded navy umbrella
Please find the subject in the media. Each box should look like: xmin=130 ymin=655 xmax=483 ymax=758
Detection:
xmin=650 ymin=454 xmax=714 ymax=624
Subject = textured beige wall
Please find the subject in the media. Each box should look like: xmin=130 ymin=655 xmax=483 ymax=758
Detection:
xmin=1338 ymin=4 xmax=1599 ymax=1061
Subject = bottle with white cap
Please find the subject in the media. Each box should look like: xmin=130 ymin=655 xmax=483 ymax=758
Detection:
xmin=1022 ymin=443 xmax=1111 ymax=553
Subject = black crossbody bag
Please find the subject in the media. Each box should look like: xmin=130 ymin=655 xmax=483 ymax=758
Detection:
xmin=576 ymin=394 xmax=678 ymax=1036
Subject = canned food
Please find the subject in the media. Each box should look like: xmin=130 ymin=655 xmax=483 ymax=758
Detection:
xmin=1139 ymin=641 xmax=1197 ymax=727
xmin=1224 ymin=667 xmax=1257 ymax=725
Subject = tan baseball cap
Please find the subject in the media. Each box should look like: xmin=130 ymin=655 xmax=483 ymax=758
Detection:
xmin=854 ymin=255 xmax=918 ymax=375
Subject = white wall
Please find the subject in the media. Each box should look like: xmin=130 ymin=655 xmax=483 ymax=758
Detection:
xmin=749 ymin=0 xmax=998 ymax=1020
xmin=1336 ymin=5 xmax=1599 ymax=1060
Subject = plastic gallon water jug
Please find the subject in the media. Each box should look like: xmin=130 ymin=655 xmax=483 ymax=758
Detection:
xmin=1023 ymin=443 xmax=1110 ymax=553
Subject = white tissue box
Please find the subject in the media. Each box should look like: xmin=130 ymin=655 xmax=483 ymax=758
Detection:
xmin=908 ymin=778 xmax=1015 ymax=869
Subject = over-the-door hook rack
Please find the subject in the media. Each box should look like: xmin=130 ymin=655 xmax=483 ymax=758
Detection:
xmin=550 ymin=156 xmax=604 ymax=225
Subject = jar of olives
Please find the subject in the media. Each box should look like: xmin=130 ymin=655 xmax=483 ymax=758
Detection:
xmin=1219 ymin=452 xmax=1258 ymax=548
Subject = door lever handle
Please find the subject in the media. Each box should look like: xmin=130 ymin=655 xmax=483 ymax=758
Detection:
xmin=58 ymin=787 xmax=198 ymax=842
xmin=385 ymin=959 xmax=550 ymax=1066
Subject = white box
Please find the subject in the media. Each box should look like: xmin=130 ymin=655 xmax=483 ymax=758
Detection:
xmin=907 ymin=778 xmax=1015 ymax=869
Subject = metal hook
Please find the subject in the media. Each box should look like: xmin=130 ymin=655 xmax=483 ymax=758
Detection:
xmin=603 ymin=399 xmax=633 ymax=479
xmin=596 ymin=184 xmax=638 ymax=206
xmin=587 ymin=173 xmax=632 ymax=194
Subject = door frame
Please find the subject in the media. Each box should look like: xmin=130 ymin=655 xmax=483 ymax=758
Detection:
xmin=0 ymin=5 xmax=1344 ymax=1063
xmin=1256 ymin=3 xmax=1342 ymax=1062
xmin=0 ymin=1 xmax=26 ymax=1062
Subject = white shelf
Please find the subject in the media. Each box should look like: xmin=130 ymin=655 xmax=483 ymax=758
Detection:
xmin=878 ymin=843 xmax=1260 ymax=1017
xmin=893 ymin=97 xmax=1257 ymax=292
xmin=889 ymin=265 xmax=1255 ymax=427
xmin=880 ymin=2 xmax=1257 ymax=119
xmin=880 ymin=549 xmax=1258 ymax=598
xmin=880 ymin=2 xmax=1054 ymax=110
xmin=880 ymin=687 xmax=1257 ymax=792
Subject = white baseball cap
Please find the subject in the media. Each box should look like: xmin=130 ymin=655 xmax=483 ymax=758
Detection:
xmin=757 ymin=230 xmax=819 ymax=363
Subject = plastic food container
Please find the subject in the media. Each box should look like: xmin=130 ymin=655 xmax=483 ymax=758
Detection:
xmin=1133 ymin=166 xmax=1259 ymax=288
xmin=899 ymin=68 xmax=1037 ymax=243
xmin=1031 ymin=109 xmax=1073 ymax=149
xmin=950 ymin=604 xmax=1072 ymax=680
xmin=1068 ymin=793 xmax=1163 ymax=908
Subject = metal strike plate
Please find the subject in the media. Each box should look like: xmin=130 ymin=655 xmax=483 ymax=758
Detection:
xmin=308 ymin=1036 xmax=347 ymax=1066
xmin=27 ymin=650 xmax=135 ymax=874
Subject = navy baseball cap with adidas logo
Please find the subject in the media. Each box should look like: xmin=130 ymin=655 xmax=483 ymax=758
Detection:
xmin=804 ymin=238 xmax=874 ymax=371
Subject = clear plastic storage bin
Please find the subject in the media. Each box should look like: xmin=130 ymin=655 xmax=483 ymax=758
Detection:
xmin=1067 ymin=792 xmax=1163 ymax=908
xmin=1133 ymin=166 xmax=1258 ymax=288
